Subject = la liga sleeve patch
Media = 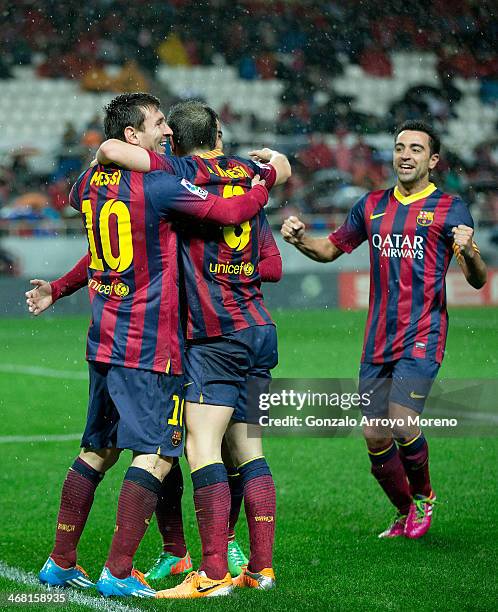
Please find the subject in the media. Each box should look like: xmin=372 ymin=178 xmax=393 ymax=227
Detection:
xmin=181 ymin=178 xmax=208 ymax=200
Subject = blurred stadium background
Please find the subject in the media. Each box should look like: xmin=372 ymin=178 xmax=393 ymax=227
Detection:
xmin=0 ymin=0 xmax=497 ymax=313
xmin=0 ymin=2 xmax=497 ymax=610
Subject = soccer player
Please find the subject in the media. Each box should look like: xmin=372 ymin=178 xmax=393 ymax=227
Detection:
xmin=95 ymin=100 xmax=286 ymax=596
xmin=34 ymin=93 xmax=270 ymax=598
xmin=281 ymin=120 xmax=487 ymax=538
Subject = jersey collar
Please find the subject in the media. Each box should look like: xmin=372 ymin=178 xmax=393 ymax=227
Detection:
xmin=196 ymin=149 xmax=223 ymax=159
xmin=393 ymin=182 xmax=437 ymax=205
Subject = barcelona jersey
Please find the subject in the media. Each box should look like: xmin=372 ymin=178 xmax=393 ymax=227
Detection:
xmin=329 ymin=183 xmax=474 ymax=364
xmin=149 ymin=150 xmax=279 ymax=340
xmin=70 ymin=165 xmax=231 ymax=374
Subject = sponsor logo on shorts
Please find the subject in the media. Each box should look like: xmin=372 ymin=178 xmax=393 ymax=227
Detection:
xmin=171 ymin=429 xmax=183 ymax=447
xmin=88 ymin=278 xmax=130 ymax=298
xmin=181 ymin=178 xmax=208 ymax=199
xmin=417 ymin=210 xmax=434 ymax=226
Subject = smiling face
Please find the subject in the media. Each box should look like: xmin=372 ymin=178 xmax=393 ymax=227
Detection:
xmin=393 ymin=130 xmax=439 ymax=190
xmin=127 ymin=105 xmax=173 ymax=153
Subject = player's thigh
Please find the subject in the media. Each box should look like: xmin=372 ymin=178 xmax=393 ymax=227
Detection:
xmin=224 ymin=420 xmax=263 ymax=467
xmin=389 ymin=356 xmax=440 ymax=438
xmin=107 ymin=365 xmax=185 ymax=458
xmin=185 ymin=401 xmax=234 ymax=471
xmin=359 ymin=361 xmax=394 ymax=444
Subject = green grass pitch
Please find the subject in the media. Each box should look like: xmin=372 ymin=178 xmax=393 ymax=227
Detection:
xmin=0 ymin=308 xmax=497 ymax=611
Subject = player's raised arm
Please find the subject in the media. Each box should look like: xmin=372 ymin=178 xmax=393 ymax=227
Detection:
xmin=148 ymin=173 xmax=269 ymax=225
xmin=97 ymin=139 xmax=151 ymax=171
xmin=281 ymin=216 xmax=343 ymax=263
xmin=249 ymin=148 xmax=291 ymax=186
xmin=451 ymin=225 xmax=487 ymax=289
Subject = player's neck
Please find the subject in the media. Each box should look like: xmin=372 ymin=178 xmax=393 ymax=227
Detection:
xmin=189 ymin=147 xmax=211 ymax=155
xmin=396 ymin=176 xmax=431 ymax=197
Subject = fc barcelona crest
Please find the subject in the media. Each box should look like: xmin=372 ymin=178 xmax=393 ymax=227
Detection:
xmin=417 ymin=210 xmax=434 ymax=227
xmin=171 ymin=429 xmax=183 ymax=447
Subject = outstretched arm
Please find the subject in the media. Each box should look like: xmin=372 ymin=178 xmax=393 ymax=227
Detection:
xmin=452 ymin=225 xmax=487 ymax=289
xmin=281 ymin=216 xmax=343 ymax=263
xmin=25 ymin=255 xmax=88 ymax=315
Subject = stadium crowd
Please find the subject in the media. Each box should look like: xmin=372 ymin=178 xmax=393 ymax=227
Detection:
xmin=0 ymin=0 xmax=497 ymax=250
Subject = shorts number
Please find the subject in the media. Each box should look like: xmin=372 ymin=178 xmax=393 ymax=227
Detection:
xmin=222 ymin=185 xmax=251 ymax=251
xmin=82 ymin=198 xmax=133 ymax=272
xmin=168 ymin=394 xmax=185 ymax=427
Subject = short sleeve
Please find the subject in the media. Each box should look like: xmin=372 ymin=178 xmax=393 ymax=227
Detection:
xmin=148 ymin=152 xmax=200 ymax=183
xmin=444 ymin=197 xmax=474 ymax=242
xmin=328 ymin=196 xmax=368 ymax=253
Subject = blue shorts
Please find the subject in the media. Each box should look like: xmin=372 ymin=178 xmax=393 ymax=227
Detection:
xmin=81 ymin=362 xmax=185 ymax=456
xmin=184 ymin=324 xmax=278 ymax=423
xmin=359 ymin=357 xmax=440 ymax=417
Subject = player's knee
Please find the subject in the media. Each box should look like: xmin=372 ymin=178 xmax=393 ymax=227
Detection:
xmin=79 ymin=447 xmax=121 ymax=473
xmin=362 ymin=425 xmax=392 ymax=450
xmin=131 ymin=453 xmax=173 ymax=482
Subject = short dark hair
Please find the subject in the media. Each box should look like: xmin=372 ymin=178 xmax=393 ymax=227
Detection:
xmin=394 ymin=120 xmax=441 ymax=156
xmin=103 ymin=92 xmax=161 ymax=140
xmin=167 ymin=100 xmax=218 ymax=155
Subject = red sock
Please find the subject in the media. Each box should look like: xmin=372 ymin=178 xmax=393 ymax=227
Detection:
xmin=156 ymin=460 xmax=187 ymax=557
xmin=369 ymin=443 xmax=412 ymax=515
xmin=51 ymin=458 xmax=103 ymax=569
xmin=106 ymin=468 xmax=161 ymax=579
xmin=239 ymin=458 xmax=276 ymax=573
xmin=398 ymin=433 xmax=432 ymax=497
xmin=191 ymin=463 xmax=230 ymax=580
xmin=227 ymin=468 xmax=244 ymax=541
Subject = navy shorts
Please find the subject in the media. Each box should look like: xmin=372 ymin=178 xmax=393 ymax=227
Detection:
xmin=359 ymin=357 xmax=440 ymax=417
xmin=81 ymin=362 xmax=185 ymax=456
xmin=184 ymin=324 xmax=278 ymax=423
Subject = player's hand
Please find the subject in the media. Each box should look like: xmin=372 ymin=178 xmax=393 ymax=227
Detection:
xmin=25 ymin=279 xmax=53 ymax=316
xmin=452 ymin=225 xmax=475 ymax=258
xmin=281 ymin=216 xmax=306 ymax=245
xmin=251 ymin=174 xmax=266 ymax=188
xmin=249 ymin=148 xmax=274 ymax=163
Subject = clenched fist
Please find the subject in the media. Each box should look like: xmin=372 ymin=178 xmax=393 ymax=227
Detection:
xmin=281 ymin=216 xmax=306 ymax=245
xmin=452 ymin=225 xmax=475 ymax=258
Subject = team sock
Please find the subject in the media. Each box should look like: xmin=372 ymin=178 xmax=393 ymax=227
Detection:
xmin=51 ymin=457 xmax=103 ymax=569
xmin=368 ymin=442 xmax=412 ymax=515
xmin=155 ymin=459 xmax=187 ymax=557
xmin=238 ymin=457 xmax=275 ymax=573
xmin=191 ymin=463 xmax=230 ymax=580
xmin=397 ymin=432 xmax=432 ymax=498
xmin=227 ymin=467 xmax=244 ymax=542
xmin=106 ymin=467 xmax=161 ymax=579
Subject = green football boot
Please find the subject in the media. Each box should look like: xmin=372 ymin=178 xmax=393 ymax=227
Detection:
xmin=145 ymin=551 xmax=192 ymax=581
xmin=227 ymin=540 xmax=249 ymax=577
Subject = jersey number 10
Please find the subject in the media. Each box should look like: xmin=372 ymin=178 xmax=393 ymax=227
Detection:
xmin=82 ymin=198 xmax=133 ymax=273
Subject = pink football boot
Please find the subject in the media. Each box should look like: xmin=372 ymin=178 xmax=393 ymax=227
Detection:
xmin=378 ymin=512 xmax=407 ymax=538
xmin=405 ymin=493 xmax=437 ymax=539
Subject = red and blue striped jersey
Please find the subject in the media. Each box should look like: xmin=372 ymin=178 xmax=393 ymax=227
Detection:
xmin=149 ymin=150 xmax=279 ymax=340
xmin=329 ymin=183 xmax=474 ymax=364
xmin=69 ymin=165 xmax=243 ymax=373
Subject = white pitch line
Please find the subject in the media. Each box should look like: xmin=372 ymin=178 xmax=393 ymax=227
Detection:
xmin=0 ymin=434 xmax=81 ymax=444
xmin=0 ymin=561 xmax=143 ymax=612
xmin=0 ymin=364 xmax=87 ymax=381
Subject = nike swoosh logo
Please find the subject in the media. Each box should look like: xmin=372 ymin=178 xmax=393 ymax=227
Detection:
xmin=184 ymin=382 xmax=194 ymax=387
xmin=370 ymin=212 xmax=386 ymax=220
xmin=197 ymin=584 xmax=222 ymax=593
xmin=410 ymin=392 xmax=425 ymax=399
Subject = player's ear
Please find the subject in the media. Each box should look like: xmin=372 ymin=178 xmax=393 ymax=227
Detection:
xmin=124 ymin=126 xmax=140 ymax=146
xmin=429 ymin=153 xmax=439 ymax=171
